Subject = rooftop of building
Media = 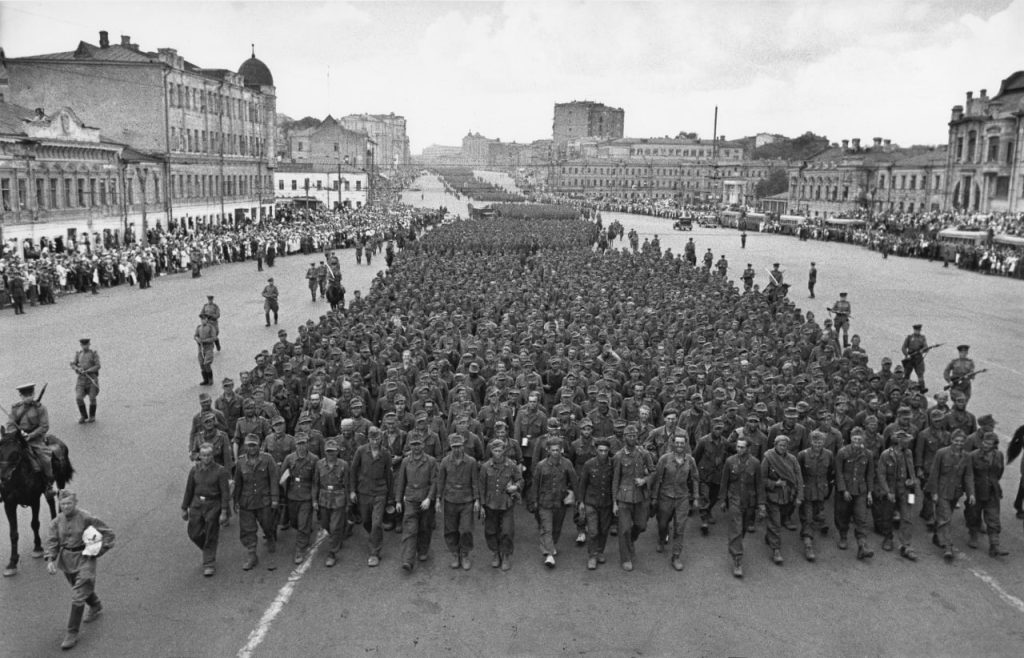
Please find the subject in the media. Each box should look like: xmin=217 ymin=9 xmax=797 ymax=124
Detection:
xmin=13 ymin=31 xmax=272 ymax=89
xmin=0 ymin=100 xmax=37 ymax=134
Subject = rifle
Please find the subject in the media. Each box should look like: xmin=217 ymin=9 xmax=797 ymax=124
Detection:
xmin=764 ymin=267 xmax=781 ymax=287
xmin=944 ymin=369 xmax=987 ymax=390
xmin=71 ymin=362 xmax=99 ymax=388
xmin=901 ymin=343 xmax=944 ymax=371
xmin=826 ymin=307 xmax=853 ymax=320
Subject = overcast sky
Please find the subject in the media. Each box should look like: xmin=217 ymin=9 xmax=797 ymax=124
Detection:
xmin=1 ymin=0 xmax=1020 ymax=153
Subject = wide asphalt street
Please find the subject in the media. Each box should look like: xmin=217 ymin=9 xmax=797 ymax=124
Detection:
xmin=0 ymin=174 xmax=1021 ymax=657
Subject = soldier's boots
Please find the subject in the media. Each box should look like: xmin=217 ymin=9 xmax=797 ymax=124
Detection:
xmin=837 ymin=533 xmax=849 ymax=550
xmin=856 ymin=540 xmax=874 ymax=560
xmin=491 ymin=552 xmax=502 ymax=569
xmin=989 ymin=543 xmax=1009 ymax=557
xmin=732 ymin=558 xmax=743 ymax=578
xmin=700 ymin=522 xmax=709 ymax=536
xmin=587 ymin=557 xmax=598 ymax=570
xmin=882 ymin=536 xmax=894 ymax=552
xmin=672 ymin=555 xmax=683 ymax=571
xmin=771 ymin=549 xmax=783 ymax=565
xmin=576 ymin=531 xmax=586 ymax=546
xmin=967 ymin=532 xmax=979 ymax=549
xmin=77 ymin=402 xmax=89 ymax=423
xmin=449 ymin=553 xmax=461 ymax=569
xmin=461 ymin=554 xmax=471 ymax=571
xmin=83 ymin=596 xmax=102 ymax=623
xmin=943 ymin=546 xmax=955 ymax=561
xmin=803 ymin=538 xmax=816 ymax=562
xmin=500 ymin=554 xmax=512 ymax=571
xmin=61 ymin=604 xmax=84 ymax=651
xmin=242 ymin=554 xmax=258 ymax=570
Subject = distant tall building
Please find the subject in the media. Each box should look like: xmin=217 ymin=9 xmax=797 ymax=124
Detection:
xmin=4 ymin=30 xmax=278 ymax=237
xmin=340 ymin=113 xmax=410 ymax=171
xmin=552 ymin=101 xmax=624 ymax=147
xmin=282 ymin=115 xmax=369 ymax=167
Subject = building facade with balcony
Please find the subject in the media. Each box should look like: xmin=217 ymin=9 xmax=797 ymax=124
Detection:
xmin=945 ymin=72 xmax=1024 ymax=214
xmin=0 ymin=102 xmax=149 ymax=252
xmin=3 ymin=31 xmax=277 ymax=239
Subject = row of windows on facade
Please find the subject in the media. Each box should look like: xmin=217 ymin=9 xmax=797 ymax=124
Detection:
xmin=1 ymin=176 xmax=134 ymax=212
xmin=167 ymin=82 xmax=263 ymax=124
xmin=277 ymin=178 xmax=362 ymax=191
xmin=562 ymin=179 xmax=715 ymax=189
xmin=560 ymin=166 xmax=768 ymax=178
xmin=170 ymin=126 xmax=264 ymax=156
xmin=792 ymin=173 xmax=944 ymax=192
xmin=628 ymin=148 xmax=740 ymax=159
xmin=953 ymin=134 xmax=1016 ymax=165
xmin=0 ymin=172 xmax=273 ymax=213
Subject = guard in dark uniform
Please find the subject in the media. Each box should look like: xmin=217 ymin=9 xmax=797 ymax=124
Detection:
xmin=71 ymin=338 xmax=101 ymax=423
xmin=200 ymin=295 xmax=221 ymax=351
xmin=943 ymin=345 xmax=976 ymax=402
xmin=900 ymin=324 xmax=929 ymax=390
xmin=9 ymin=383 xmax=56 ymax=495
xmin=262 ymin=277 xmax=279 ymax=327
xmin=807 ymin=262 xmax=817 ymax=299
xmin=194 ymin=315 xmax=217 ymax=386
xmin=830 ymin=292 xmax=852 ymax=348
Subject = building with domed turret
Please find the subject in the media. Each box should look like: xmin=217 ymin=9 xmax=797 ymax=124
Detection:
xmin=3 ymin=31 xmax=277 ymax=247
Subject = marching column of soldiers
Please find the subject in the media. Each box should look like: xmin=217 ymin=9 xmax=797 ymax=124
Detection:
xmin=176 ymin=213 xmax=1012 ymax=581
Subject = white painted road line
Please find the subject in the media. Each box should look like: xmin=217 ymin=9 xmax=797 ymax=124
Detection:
xmin=967 ymin=565 xmax=1024 ymax=615
xmin=237 ymin=530 xmax=328 ymax=658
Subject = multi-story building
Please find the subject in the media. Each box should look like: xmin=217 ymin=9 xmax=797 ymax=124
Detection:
xmin=461 ymin=132 xmax=495 ymax=167
xmin=4 ymin=31 xmax=277 ymax=239
xmin=787 ymin=138 xmax=947 ymax=217
xmin=417 ymin=144 xmax=463 ymax=166
xmin=550 ymin=136 xmax=750 ymax=203
xmin=945 ymin=71 xmax=1024 ymax=213
xmin=274 ymin=163 xmax=367 ymax=210
xmin=282 ymin=115 xmax=370 ymax=168
xmin=340 ymin=113 xmax=409 ymax=171
xmin=553 ymin=101 xmax=624 ymax=152
xmin=0 ymin=102 xmax=148 ymax=252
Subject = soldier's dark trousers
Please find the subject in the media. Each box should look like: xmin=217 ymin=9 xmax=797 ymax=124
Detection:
xmin=875 ymin=494 xmax=913 ymax=548
xmin=287 ymin=499 xmax=314 ymax=553
xmin=727 ymin=503 xmax=757 ymax=559
xmin=765 ymin=501 xmax=794 ymax=550
xmin=835 ymin=494 xmax=869 ymax=540
xmin=799 ymin=499 xmax=826 ymax=539
xmin=400 ymin=504 xmax=435 ymax=565
xmin=656 ymin=497 xmax=690 ymax=555
xmin=484 ymin=507 xmax=515 ymax=556
xmin=965 ymin=498 xmax=1001 ymax=547
xmin=934 ymin=497 xmax=959 ymax=548
xmin=617 ymin=501 xmax=647 ymax=563
xmin=357 ymin=495 xmax=386 ymax=557
xmin=699 ymin=482 xmax=721 ymax=523
xmin=537 ymin=505 xmax=566 ymax=555
xmin=319 ymin=505 xmax=347 ymax=558
xmin=443 ymin=502 xmax=475 ymax=556
xmin=188 ymin=500 xmax=223 ymax=566
xmin=239 ymin=506 xmax=276 ymax=555
xmin=585 ymin=504 xmax=612 ymax=557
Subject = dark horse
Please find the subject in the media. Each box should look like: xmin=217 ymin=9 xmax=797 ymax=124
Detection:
xmin=326 ymin=278 xmax=345 ymax=312
xmin=0 ymin=426 xmax=74 ymax=577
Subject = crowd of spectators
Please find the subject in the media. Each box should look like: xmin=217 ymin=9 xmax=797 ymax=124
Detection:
xmin=0 ymin=175 xmax=444 ymax=312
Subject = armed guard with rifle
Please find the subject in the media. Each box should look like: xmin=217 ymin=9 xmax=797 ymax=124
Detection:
xmin=943 ymin=345 xmax=985 ymax=401
xmin=71 ymin=338 xmax=101 ymax=423
xmin=900 ymin=325 xmax=940 ymax=392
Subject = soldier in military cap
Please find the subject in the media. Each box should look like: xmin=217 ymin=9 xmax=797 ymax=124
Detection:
xmin=194 ymin=314 xmax=217 ymax=386
xmin=943 ymin=345 xmax=977 ymax=402
xmin=8 ymin=383 xmax=57 ymax=496
xmin=876 ymin=430 xmax=919 ymax=560
xmin=651 ymin=432 xmax=699 ymax=570
xmin=71 ymin=338 xmax=101 ymax=423
xmin=200 ymin=295 xmax=222 ymax=351
xmin=262 ymin=277 xmax=279 ymax=327
xmin=350 ymin=426 xmax=393 ymax=566
xmin=234 ymin=433 xmax=280 ymax=571
xmin=280 ymin=433 xmax=318 ymax=564
xmin=829 ymin=292 xmax=852 ymax=348
xmin=313 ymin=439 xmax=350 ymax=567
xmin=395 ymin=432 xmax=438 ymax=571
xmin=437 ymin=433 xmax=480 ymax=569
xmin=182 ymin=442 xmax=231 ymax=577
xmin=480 ymin=438 xmax=524 ymax=571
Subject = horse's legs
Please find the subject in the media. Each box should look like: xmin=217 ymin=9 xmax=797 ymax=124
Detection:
xmin=30 ymin=499 xmax=44 ymax=558
xmin=46 ymin=494 xmax=57 ymax=519
xmin=3 ymin=500 xmax=18 ymax=574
